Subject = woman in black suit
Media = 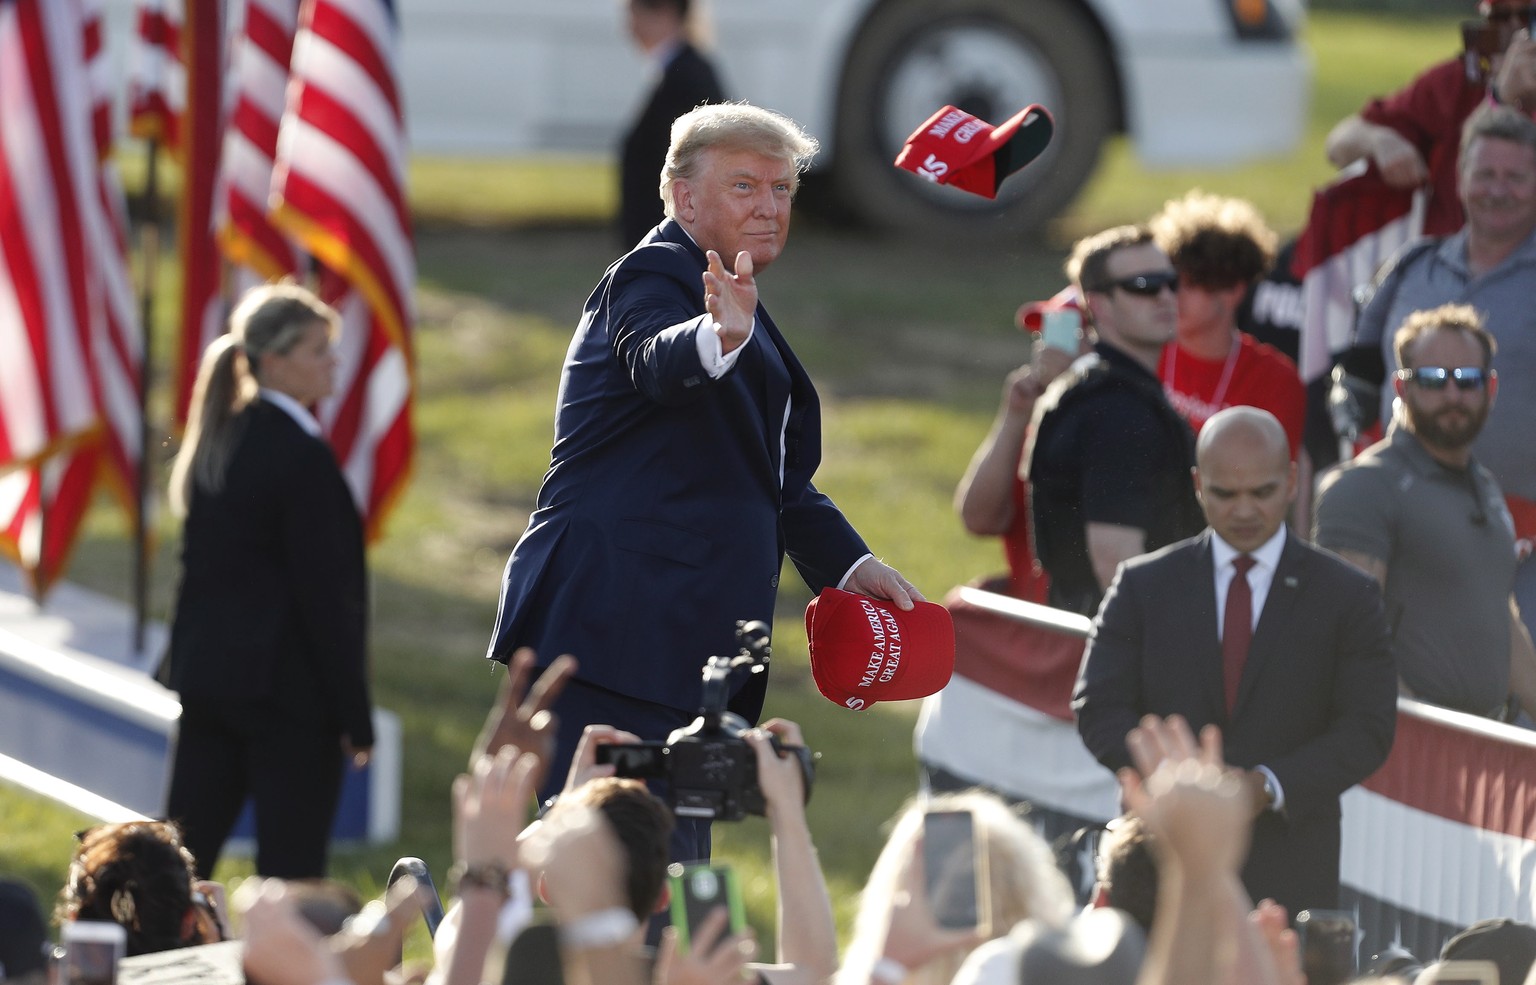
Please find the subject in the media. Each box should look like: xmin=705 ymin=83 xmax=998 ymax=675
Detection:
xmin=163 ymin=283 xmax=372 ymax=879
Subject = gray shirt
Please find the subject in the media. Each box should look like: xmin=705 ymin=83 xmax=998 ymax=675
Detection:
xmin=1314 ymin=425 xmax=1517 ymax=716
xmin=1355 ymin=227 xmax=1536 ymax=499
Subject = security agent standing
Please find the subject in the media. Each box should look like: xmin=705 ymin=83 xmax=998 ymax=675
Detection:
xmin=1075 ymin=407 xmax=1397 ymax=917
xmin=1317 ymin=303 xmax=1536 ymax=720
xmin=1026 ymin=224 xmax=1204 ymax=616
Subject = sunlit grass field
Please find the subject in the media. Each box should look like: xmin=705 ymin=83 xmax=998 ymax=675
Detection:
xmin=1 ymin=8 xmax=1457 ymax=952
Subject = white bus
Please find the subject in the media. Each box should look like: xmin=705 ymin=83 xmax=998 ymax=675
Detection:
xmin=399 ymin=0 xmax=1309 ymax=238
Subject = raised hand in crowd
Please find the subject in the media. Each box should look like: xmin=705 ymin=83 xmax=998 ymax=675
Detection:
xmin=655 ymin=908 xmax=757 ymax=985
xmin=238 ymin=876 xmax=422 ymax=985
xmin=240 ymin=878 xmax=347 ymax=985
xmin=562 ymin=723 xmax=644 ymax=794
xmin=747 ymin=719 xmax=837 ymax=985
xmin=880 ymin=846 xmax=985 ymax=975
xmin=433 ymin=744 xmax=541 ymax=985
xmin=1119 ymin=714 xmax=1286 ymax=985
xmin=1494 ymin=29 xmax=1536 ymax=112
xmin=1249 ymin=898 xmax=1306 ymax=985
xmin=955 ymin=334 xmax=1075 ymax=537
xmin=471 ymin=646 xmax=575 ymax=789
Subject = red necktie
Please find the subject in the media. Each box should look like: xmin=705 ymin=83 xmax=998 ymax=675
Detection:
xmin=1223 ymin=555 xmax=1256 ymax=715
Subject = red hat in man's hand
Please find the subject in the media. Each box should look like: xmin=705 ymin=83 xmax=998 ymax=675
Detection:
xmin=893 ymin=104 xmax=1055 ymax=200
xmin=805 ymin=588 xmax=955 ymax=711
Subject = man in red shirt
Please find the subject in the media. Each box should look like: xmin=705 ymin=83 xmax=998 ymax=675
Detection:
xmin=1150 ymin=191 xmax=1306 ymax=459
xmin=1324 ymin=1 xmax=1536 ymax=236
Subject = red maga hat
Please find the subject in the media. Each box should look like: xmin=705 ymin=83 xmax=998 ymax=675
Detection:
xmin=805 ymin=588 xmax=955 ymax=711
xmin=1017 ymin=285 xmax=1083 ymax=333
xmin=893 ymin=104 xmax=1055 ymax=200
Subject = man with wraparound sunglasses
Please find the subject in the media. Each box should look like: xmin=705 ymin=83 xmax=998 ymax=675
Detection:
xmin=1317 ymin=305 xmax=1536 ymax=721
xmin=1337 ymin=105 xmax=1536 ymax=643
xmin=1024 ymin=225 xmax=1205 ymax=617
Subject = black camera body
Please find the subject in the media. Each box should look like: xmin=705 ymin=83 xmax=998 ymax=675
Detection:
xmin=596 ymin=621 xmax=815 ymax=822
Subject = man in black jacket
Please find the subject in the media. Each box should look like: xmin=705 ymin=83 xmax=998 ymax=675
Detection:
xmin=619 ymin=0 xmax=725 ymax=248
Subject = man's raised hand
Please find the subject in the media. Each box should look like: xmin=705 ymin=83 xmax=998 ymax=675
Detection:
xmin=703 ymin=249 xmax=757 ymax=354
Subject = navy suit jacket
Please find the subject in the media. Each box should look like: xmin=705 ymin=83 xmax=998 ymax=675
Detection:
xmin=1073 ymin=529 xmax=1396 ymax=914
xmin=487 ymin=220 xmax=868 ymax=719
xmin=167 ymin=399 xmax=373 ymax=747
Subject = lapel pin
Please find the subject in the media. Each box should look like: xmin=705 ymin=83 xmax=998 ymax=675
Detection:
xmin=1284 ymin=576 xmax=1299 ymax=588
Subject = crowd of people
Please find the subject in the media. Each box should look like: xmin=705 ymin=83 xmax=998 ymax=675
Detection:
xmin=10 ymin=702 xmax=1536 ymax=985
xmin=7 ymin=3 xmax=1536 ymax=985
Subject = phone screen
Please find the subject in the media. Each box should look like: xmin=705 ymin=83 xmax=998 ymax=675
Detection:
xmin=1040 ymin=308 xmax=1081 ymax=355
xmin=61 ymin=923 xmax=126 ymax=985
xmin=668 ymin=862 xmax=744 ymax=955
xmin=1296 ymin=909 xmax=1356 ymax=985
xmin=922 ymin=810 xmax=983 ymax=932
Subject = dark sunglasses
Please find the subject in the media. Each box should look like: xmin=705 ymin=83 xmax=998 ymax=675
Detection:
xmin=1101 ymin=271 xmax=1179 ymax=297
xmin=1395 ymin=366 xmax=1493 ymax=390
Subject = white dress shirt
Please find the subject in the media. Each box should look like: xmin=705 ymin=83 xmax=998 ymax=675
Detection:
xmin=1209 ymin=524 xmax=1290 ymax=812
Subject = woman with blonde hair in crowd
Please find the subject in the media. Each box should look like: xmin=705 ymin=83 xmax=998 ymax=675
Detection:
xmin=836 ymin=790 xmax=1075 ymax=985
xmin=162 ymin=282 xmax=373 ymax=880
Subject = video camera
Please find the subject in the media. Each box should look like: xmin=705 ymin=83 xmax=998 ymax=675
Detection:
xmin=596 ymin=621 xmax=815 ymax=822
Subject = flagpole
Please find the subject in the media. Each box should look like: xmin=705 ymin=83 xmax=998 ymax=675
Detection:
xmin=132 ymin=137 xmax=161 ymax=658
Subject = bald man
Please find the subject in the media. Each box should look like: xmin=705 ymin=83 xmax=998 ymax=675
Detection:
xmin=1073 ymin=407 xmax=1397 ymax=917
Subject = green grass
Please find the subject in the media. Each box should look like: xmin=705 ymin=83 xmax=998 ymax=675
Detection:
xmin=5 ymin=7 xmax=1456 ymax=951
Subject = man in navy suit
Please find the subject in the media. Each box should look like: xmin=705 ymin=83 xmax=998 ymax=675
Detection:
xmin=488 ymin=103 xmax=920 ymax=859
xmin=1073 ymin=406 xmax=1397 ymax=917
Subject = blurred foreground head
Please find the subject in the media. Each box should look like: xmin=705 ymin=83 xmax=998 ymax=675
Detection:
xmin=56 ymin=821 xmax=213 ymax=956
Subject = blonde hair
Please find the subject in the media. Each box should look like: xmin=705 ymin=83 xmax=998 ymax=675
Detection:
xmin=169 ymin=282 xmax=338 ymax=516
xmin=660 ymin=102 xmax=819 ymax=215
xmin=837 ymin=790 xmax=1075 ymax=985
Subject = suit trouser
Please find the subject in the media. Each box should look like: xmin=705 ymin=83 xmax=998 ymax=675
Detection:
xmin=166 ymin=698 xmax=344 ymax=879
xmin=539 ymin=675 xmax=712 ymax=866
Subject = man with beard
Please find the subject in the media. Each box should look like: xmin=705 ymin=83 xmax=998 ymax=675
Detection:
xmin=1317 ymin=304 xmax=1536 ymax=719
xmin=1335 ymin=106 xmax=1536 ymax=638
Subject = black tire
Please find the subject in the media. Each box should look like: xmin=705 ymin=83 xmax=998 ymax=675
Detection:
xmin=832 ymin=0 xmax=1117 ymax=243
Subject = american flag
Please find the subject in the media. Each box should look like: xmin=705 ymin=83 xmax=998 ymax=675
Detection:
xmin=269 ymin=0 xmax=415 ymax=535
xmin=145 ymin=0 xmax=413 ymax=536
xmin=0 ymin=0 xmax=142 ymax=596
xmin=1292 ymin=161 xmax=1426 ymax=383
xmin=220 ymin=0 xmax=302 ymax=281
xmin=171 ymin=0 xmax=231 ymax=429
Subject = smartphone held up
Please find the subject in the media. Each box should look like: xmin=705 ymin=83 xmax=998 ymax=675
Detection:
xmin=59 ymin=922 xmax=127 ymax=985
xmin=922 ymin=808 xmax=991 ymax=935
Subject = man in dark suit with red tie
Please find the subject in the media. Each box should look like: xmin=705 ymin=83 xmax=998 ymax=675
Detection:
xmin=1073 ymin=406 xmax=1397 ymax=917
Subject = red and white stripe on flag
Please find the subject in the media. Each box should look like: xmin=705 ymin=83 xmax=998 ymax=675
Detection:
xmin=127 ymin=0 xmax=182 ymax=146
xmin=167 ymin=0 xmax=232 ymax=428
xmin=0 ymin=0 xmax=142 ymax=596
xmin=1292 ymin=160 xmax=1425 ymax=383
xmin=221 ymin=0 xmax=302 ymax=280
xmin=271 ymin=0 xmax=414 ymax=537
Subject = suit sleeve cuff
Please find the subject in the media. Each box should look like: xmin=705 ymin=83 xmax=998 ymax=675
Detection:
xmin=695 ymin=316 xmax=753 ymax=378
xmin=1256 ymin=764 xmax=1285 ymax=813
xmin=836 ymin=553 xmax=874 ymax=590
